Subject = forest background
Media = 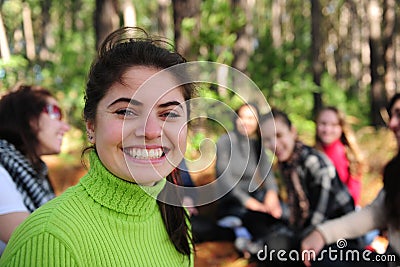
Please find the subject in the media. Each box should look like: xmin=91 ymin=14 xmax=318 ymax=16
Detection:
xmin=0 ymin=0 xmax=399 ymax=206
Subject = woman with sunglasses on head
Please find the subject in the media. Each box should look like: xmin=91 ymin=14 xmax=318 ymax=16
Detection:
xmin=1 ymin=27 xmax=195 ymax=266
xmin=0 ymin=84 xmax=70 ymax=255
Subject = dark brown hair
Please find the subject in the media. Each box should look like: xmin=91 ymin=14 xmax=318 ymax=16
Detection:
xmin=384 ymin=93 xmax=400 ymax=229
xmin=0 ymin=84 xmax=53 ymax=171
xmin=260 ymin=108 xmax=293 ymax=129
xmin=83 ymin=27 xmax=194 ymax=256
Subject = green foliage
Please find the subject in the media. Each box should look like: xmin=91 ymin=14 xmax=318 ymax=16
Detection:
xmin=319 ymin=74 xmax=370 ymax=128
xmin=194 ymin=0 xmax=244 ymax=63
xmin=0 ymin=0 xmax=381 ymax=160
xmin=0 ymin=56 xmax=29 ymax=92
xmin=2 ymin=1 xmax=23 ymax=30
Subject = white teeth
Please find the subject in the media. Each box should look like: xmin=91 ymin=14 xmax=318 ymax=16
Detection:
xmin=126 ymin=148 xmax=163 ymax=159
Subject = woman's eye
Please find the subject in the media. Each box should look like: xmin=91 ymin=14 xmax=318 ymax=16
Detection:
xmin=115 ymin=109 xmax=136 ymax=117
xmin=161 ymin=111 xmax=181 ymax=119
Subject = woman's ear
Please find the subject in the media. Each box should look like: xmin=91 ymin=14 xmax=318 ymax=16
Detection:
xmin=86 ymin=121 xmax=95 ymax=144
xmin=29 ymin=118 xmax=39 ymax=132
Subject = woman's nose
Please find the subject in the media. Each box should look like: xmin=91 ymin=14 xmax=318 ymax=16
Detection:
xmin=388 ymin=115 xmax=399 ymax=131
xmin=61 ymin=121 xmax=70 ymax=133
xmin=136 ymin=115 xmax=162 ymax=139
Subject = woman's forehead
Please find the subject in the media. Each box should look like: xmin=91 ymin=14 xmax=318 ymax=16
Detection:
xmin=120 ymin=68 xmax=184 ymax=99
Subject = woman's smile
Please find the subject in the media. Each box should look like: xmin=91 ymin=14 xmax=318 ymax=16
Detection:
xmin=123 ymin=146 xmax=169 ymax=162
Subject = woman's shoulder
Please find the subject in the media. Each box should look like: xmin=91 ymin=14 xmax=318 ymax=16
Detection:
xmin=0 ymin=165 xmax=28 ymax=214
xmin=217 ymin=131 xmax=234 ymax=141
xmin=216 ymin=132 xmax=238 ymax=148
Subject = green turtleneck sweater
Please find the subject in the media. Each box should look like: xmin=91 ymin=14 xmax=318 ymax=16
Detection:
xmin=0 ymin=152 xmax=192 ymax=266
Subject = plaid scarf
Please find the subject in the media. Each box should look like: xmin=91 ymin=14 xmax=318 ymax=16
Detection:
xmin=279 ymin=141 xmax=310 ymax=229
xmin=0 ymin=139 xmax=55 ymax=212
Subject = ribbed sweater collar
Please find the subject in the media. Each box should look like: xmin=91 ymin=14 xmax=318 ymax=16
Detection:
xmin=80 ymin=151 xmax=166 ymax=216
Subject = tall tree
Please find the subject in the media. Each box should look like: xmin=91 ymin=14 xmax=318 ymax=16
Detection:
xmin=231 ymin=0 xmax=255 ymax=74
xmin=0 ymin=10 xmax=10 ymax=62
xmin=271 ymin=0 xmax=282 ymax=48
xmin=172 ymin=0 xmax=201 ymax=60
xmin=94 ymin=0 xmax=119 ymax=49
xmin=39 ymin=0 xmax=52 ymax=61
xmin=395 ymin=3 xmax=400 ymax=92
xmin=382 ymin=0 xmax=396 ymax=99
xmin=311 ymin=0 xmax=323 ymax=116
xmin=358 ymin=0 xmax=372 ymax=92
xmin=369 ymin=0 xmax=386 ymax=127
xmin=157 ymin=0 xmax=170 ymax=37
xmin=22 ymin=2 xmax=35 ymax=60
xmin=122 ymin=0 xmax=136 ymax=27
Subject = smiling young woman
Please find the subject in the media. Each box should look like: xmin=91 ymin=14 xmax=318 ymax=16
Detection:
xmin=315 ymin=107 xmax=364 ymax=206
xmin=0 ymin=27 xmax=195 ymax=266
xmin=86 ymin=66 xmax=188 ymax=186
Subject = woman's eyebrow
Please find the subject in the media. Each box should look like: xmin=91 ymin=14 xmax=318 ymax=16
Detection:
xmin=158 ymin=101 xmax=183 ymax=110
xmin=108 ymin=98 xmax=142 ymax=108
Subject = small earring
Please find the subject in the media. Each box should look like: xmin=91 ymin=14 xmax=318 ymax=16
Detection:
xmin=87 ymin=132 xmax=94 ymax=142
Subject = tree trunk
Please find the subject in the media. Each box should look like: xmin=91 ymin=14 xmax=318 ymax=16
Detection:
xmin=359 ymin=0 xmax=371 ymax=91
xmin=348 ymin=0 xmax=369 ymax=94
xmin=22 ymin=3 xmax=36 ymax=60
xmin=271 ymin=0 xmax=282 ymax=48
xmin=39 ymin=0 xmax=52 ymax=61
xmin=122 ymin=0 xmax=136 ymax=27
xmin=395 ymin=5 xmax=400 ymax=92
xmin=0 ymin=11 xmax=10 ymax=62
xmin=231 ymin=0 xmax=255 ymax=74
xmin=94 ymin=0 xmax=119 ymax=50
xmin=369 ymin=0 xmax=386 ymax=127
xmin=382 ymin=0 xmax=396 ymax=100
xmin=311 ymin=0 xmax=323 ymax=117
xmin=157 ymin=0 xmax=171 ymax=37
xmin=172 ymin=0 xmax=201 ymax=60
xmin=349 ymin=1 xmax=362 ymax=94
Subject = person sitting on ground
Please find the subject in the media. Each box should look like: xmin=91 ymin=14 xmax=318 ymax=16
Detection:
xmin=214 ymin=103 xmax=281 ymax=249
xmin=257 ymin=108 xmax=356 ymax=266
xmin=216 ymin=103 xmax=281 ymax=219
xmin=301 ymin=94 xmax=400 ymax=267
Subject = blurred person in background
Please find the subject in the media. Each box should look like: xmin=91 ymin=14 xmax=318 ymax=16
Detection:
xmin=216 ymin=103 xmax=281 ymax=219
xmin=0 ymin=84 xmax=70 ymax=255
xmin=258 ymin=108 xmax=355 ymax=266
xmin=215 ymin=103 xmax=281 ymax=256
xmin=315 ymin=106 xmax=364 ymax=206
xmin=301 ymin=94 xmax=400 ymax=267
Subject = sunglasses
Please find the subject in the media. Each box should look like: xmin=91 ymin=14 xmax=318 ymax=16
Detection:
xmin=43 ymin=103 xmax=63 ymax=120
